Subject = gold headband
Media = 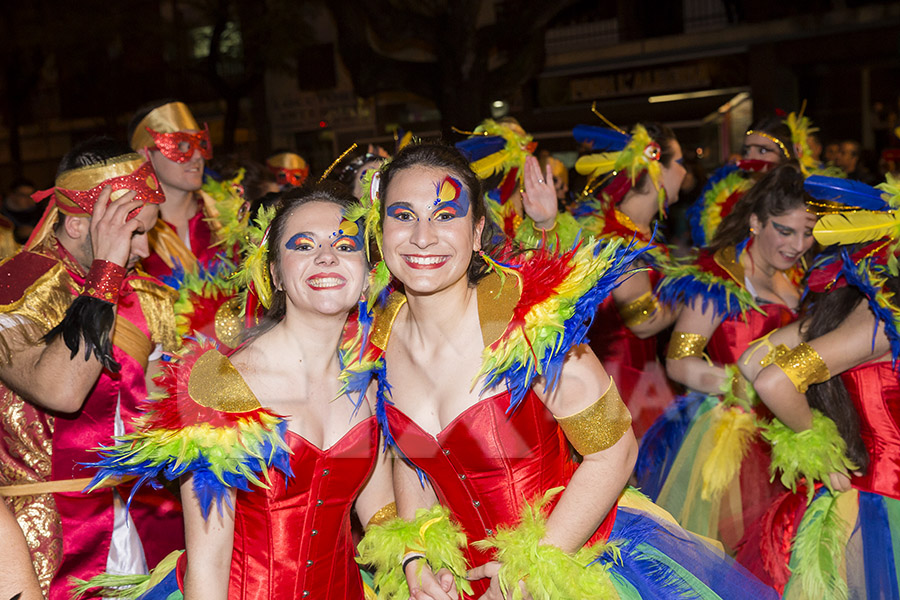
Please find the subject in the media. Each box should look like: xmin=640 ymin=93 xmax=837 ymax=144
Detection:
xmin=56 ymin=153 xmax=147 ymax=191
xmin=267 ymin=152 xmax=307 ymax=170
xmin=745 ymin=130 xmax=790 ymax=158
xmin=130 ymin=102 xmax=200 ymax=151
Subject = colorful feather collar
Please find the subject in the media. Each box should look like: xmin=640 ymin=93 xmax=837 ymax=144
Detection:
xmin=656 ymin=246 xmax=762 ymax=320
xmin=340 ymin=236 xmax=648 ymax=452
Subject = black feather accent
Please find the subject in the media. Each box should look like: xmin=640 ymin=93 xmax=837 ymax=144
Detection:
xmin=44 ymin=296 xmax=120 ymax=373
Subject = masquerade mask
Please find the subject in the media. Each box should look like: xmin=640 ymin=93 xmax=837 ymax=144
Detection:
xmin=26 ymin=154 xmax=165 ymax=250
xmin=267 ymin=152 xmax=309 ymax=187
xmin=147 ymin=125 xmax=213 ymax=163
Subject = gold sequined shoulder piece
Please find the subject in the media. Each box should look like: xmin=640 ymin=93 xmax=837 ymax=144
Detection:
xmin=0 ymin=261 xmax=73 ymax=332
xmin=187 ymin=349 xmax=262 ymax=413
xmin=370 ymin=292 xmax=407 ymax=351
xmin=476 ymin=270 xmax=521 ymax=348
xmin=713 ymin=246 xmax=745 ymax=288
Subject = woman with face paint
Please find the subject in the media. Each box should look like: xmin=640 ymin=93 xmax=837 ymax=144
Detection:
xmin=562 ymin=122 xmax=688 ymax=438
xmin=732 ymin=176 xmax=900 ymax=598
xmin=351 ymin=143 xmax=779 ymax=600
xmin=83 ymin=183 xmax=394 ymax=600
xmin=635 ymin=163 xmax=818 ymax=554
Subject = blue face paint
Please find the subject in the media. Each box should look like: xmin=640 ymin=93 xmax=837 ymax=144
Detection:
xmin=431 ymin=176 xmax=469 ymax=221
xmin=330 ymin=217 xmax=365 ymax=252
xmin=285 ymin=233 xmax=317 ymax=251
xmin=386 ymin=204 xmax=418 ymax=222
xmin=675 ymin=157 xmax=684 ymax=166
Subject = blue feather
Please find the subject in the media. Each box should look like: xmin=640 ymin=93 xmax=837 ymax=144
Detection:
xmin=84 ymin=419 xmax=293 ymax=521
xmin=656 ymin=272 xmax=748 ymax=321
xmin=600 ymin=509 xmax=698 ymax=598
xmin=572 ymin=125 xmax=631 ymax=151
xmin=804 ymin=175 xmax=889 ymax=211
xmin=455 ymin=135 xmax=507 ymax=162
xmin=839 ymin=249 xmax=900 ymax=367
xmin=136 ymin=567 xmax=180 ymax=600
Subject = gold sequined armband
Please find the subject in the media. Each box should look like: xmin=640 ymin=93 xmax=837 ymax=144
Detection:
xmin=555 ymin=379 xmax=632 ymax=456
xmin=666 ymin=332 xmax=708 ymax=360
xmin=618 ymin=291 xmax=658 ymax=328
xmin=366 ymin=501 xmax=398 ymax=529
xmin=773 ymin=343 xmax=831 ymax=394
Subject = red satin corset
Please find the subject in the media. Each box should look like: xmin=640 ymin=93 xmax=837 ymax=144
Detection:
xmin=229 ymin=417 xmax=377 ymax=600
xmin=843 ymin=362 xmax=900 ymax=500
xmin=706 ymin=304 xmax=796 ymax=365
xmin=386 ymin=391 xmax=616 ymax=596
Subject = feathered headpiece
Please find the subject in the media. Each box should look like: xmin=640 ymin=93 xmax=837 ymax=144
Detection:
xmin=232 ymin=205 xmax=278 ymax=321
xmin=201 ymin=169 xmax=249 ymax=256
xmin=805 ymin=174 xmax=900 ymax=365
xmin=454 ymin=119 xmax=536 ymax=181
xmin=344 ymin=167 xmax=393 ymax=307
xmin=572 ymin=109 xmax=665 ymax=216
xmin=807 ymin=174 xmax=899 ymax=266
xmin=783 ymin=103 xmax=844 ymax=178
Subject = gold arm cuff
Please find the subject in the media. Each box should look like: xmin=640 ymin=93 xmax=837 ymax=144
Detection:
xmin=555 ymin=379 xmax=632 ymax=455
xmin=762 ymin=343 xmax=791 ymax=367
xmin=618 ymin=291 xmax=658 ymax=328
xmin=667 ymin=332 xmax=708 ymax=360
xmin=366 ymin=501 xmax=398 ymax=529
xmin=773 ymin=342 xmax=831 ymax=394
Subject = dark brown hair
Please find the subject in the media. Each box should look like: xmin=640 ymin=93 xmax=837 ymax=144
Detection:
xmin=379 ymin=142 xmax=495 ymax=286
xmin=709 ymin=162 xmax=810 ymax=252
xmin=800 ymin=269 xmax=900 ymax=472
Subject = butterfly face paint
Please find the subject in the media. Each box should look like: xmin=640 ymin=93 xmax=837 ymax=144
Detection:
xmin=147 ymin=124 xmax=213 ymax=163
xmin=431 ymin=176 xmax=469 ymax=221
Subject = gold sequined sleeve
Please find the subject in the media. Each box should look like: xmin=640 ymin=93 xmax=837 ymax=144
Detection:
xmin=773 ymin=342 xmax=831 ymax=393
xmin=555 ymin=379 xmax=632 ymax=455
xmin=666 ymin=331 xmax=708 ymax=360
xmin=617 ymin=291 xmax=659 ymax=328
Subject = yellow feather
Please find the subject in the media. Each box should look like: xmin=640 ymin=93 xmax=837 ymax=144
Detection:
xmin=814 ymin=210 xmax=900 ymax=247
xmin=700 ymin=405 xmax=756 ymax=501
xmin=575 ymin=153 xmax=618 ymax=176
xmin=471 ymin=150 xmax=511 ymax=178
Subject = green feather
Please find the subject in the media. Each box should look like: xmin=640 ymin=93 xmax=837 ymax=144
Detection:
xmin=473 ymin=487 xmax=618 ymax=600
xmin=356 ymin=504 xmax=472 ymax=600
xmin=71 ymin=550 xmax=183 ymax=599
xmin=762 ymin=410 xmax=857 ymax=502
xmin=788 ymin=490 xmax=850 ymax=600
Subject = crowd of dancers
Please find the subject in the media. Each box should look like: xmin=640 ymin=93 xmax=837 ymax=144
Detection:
xmin=0 ymin=98 xmax=897 ymax=600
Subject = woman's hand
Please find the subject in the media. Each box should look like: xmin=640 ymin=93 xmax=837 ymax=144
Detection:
xmin=521 ymin=156 xmax=557 ymax=230
xmin=406 ymin=562 xmax=459 ymax=600
xmin=466 ymin=561 xmax=532 ymax=600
